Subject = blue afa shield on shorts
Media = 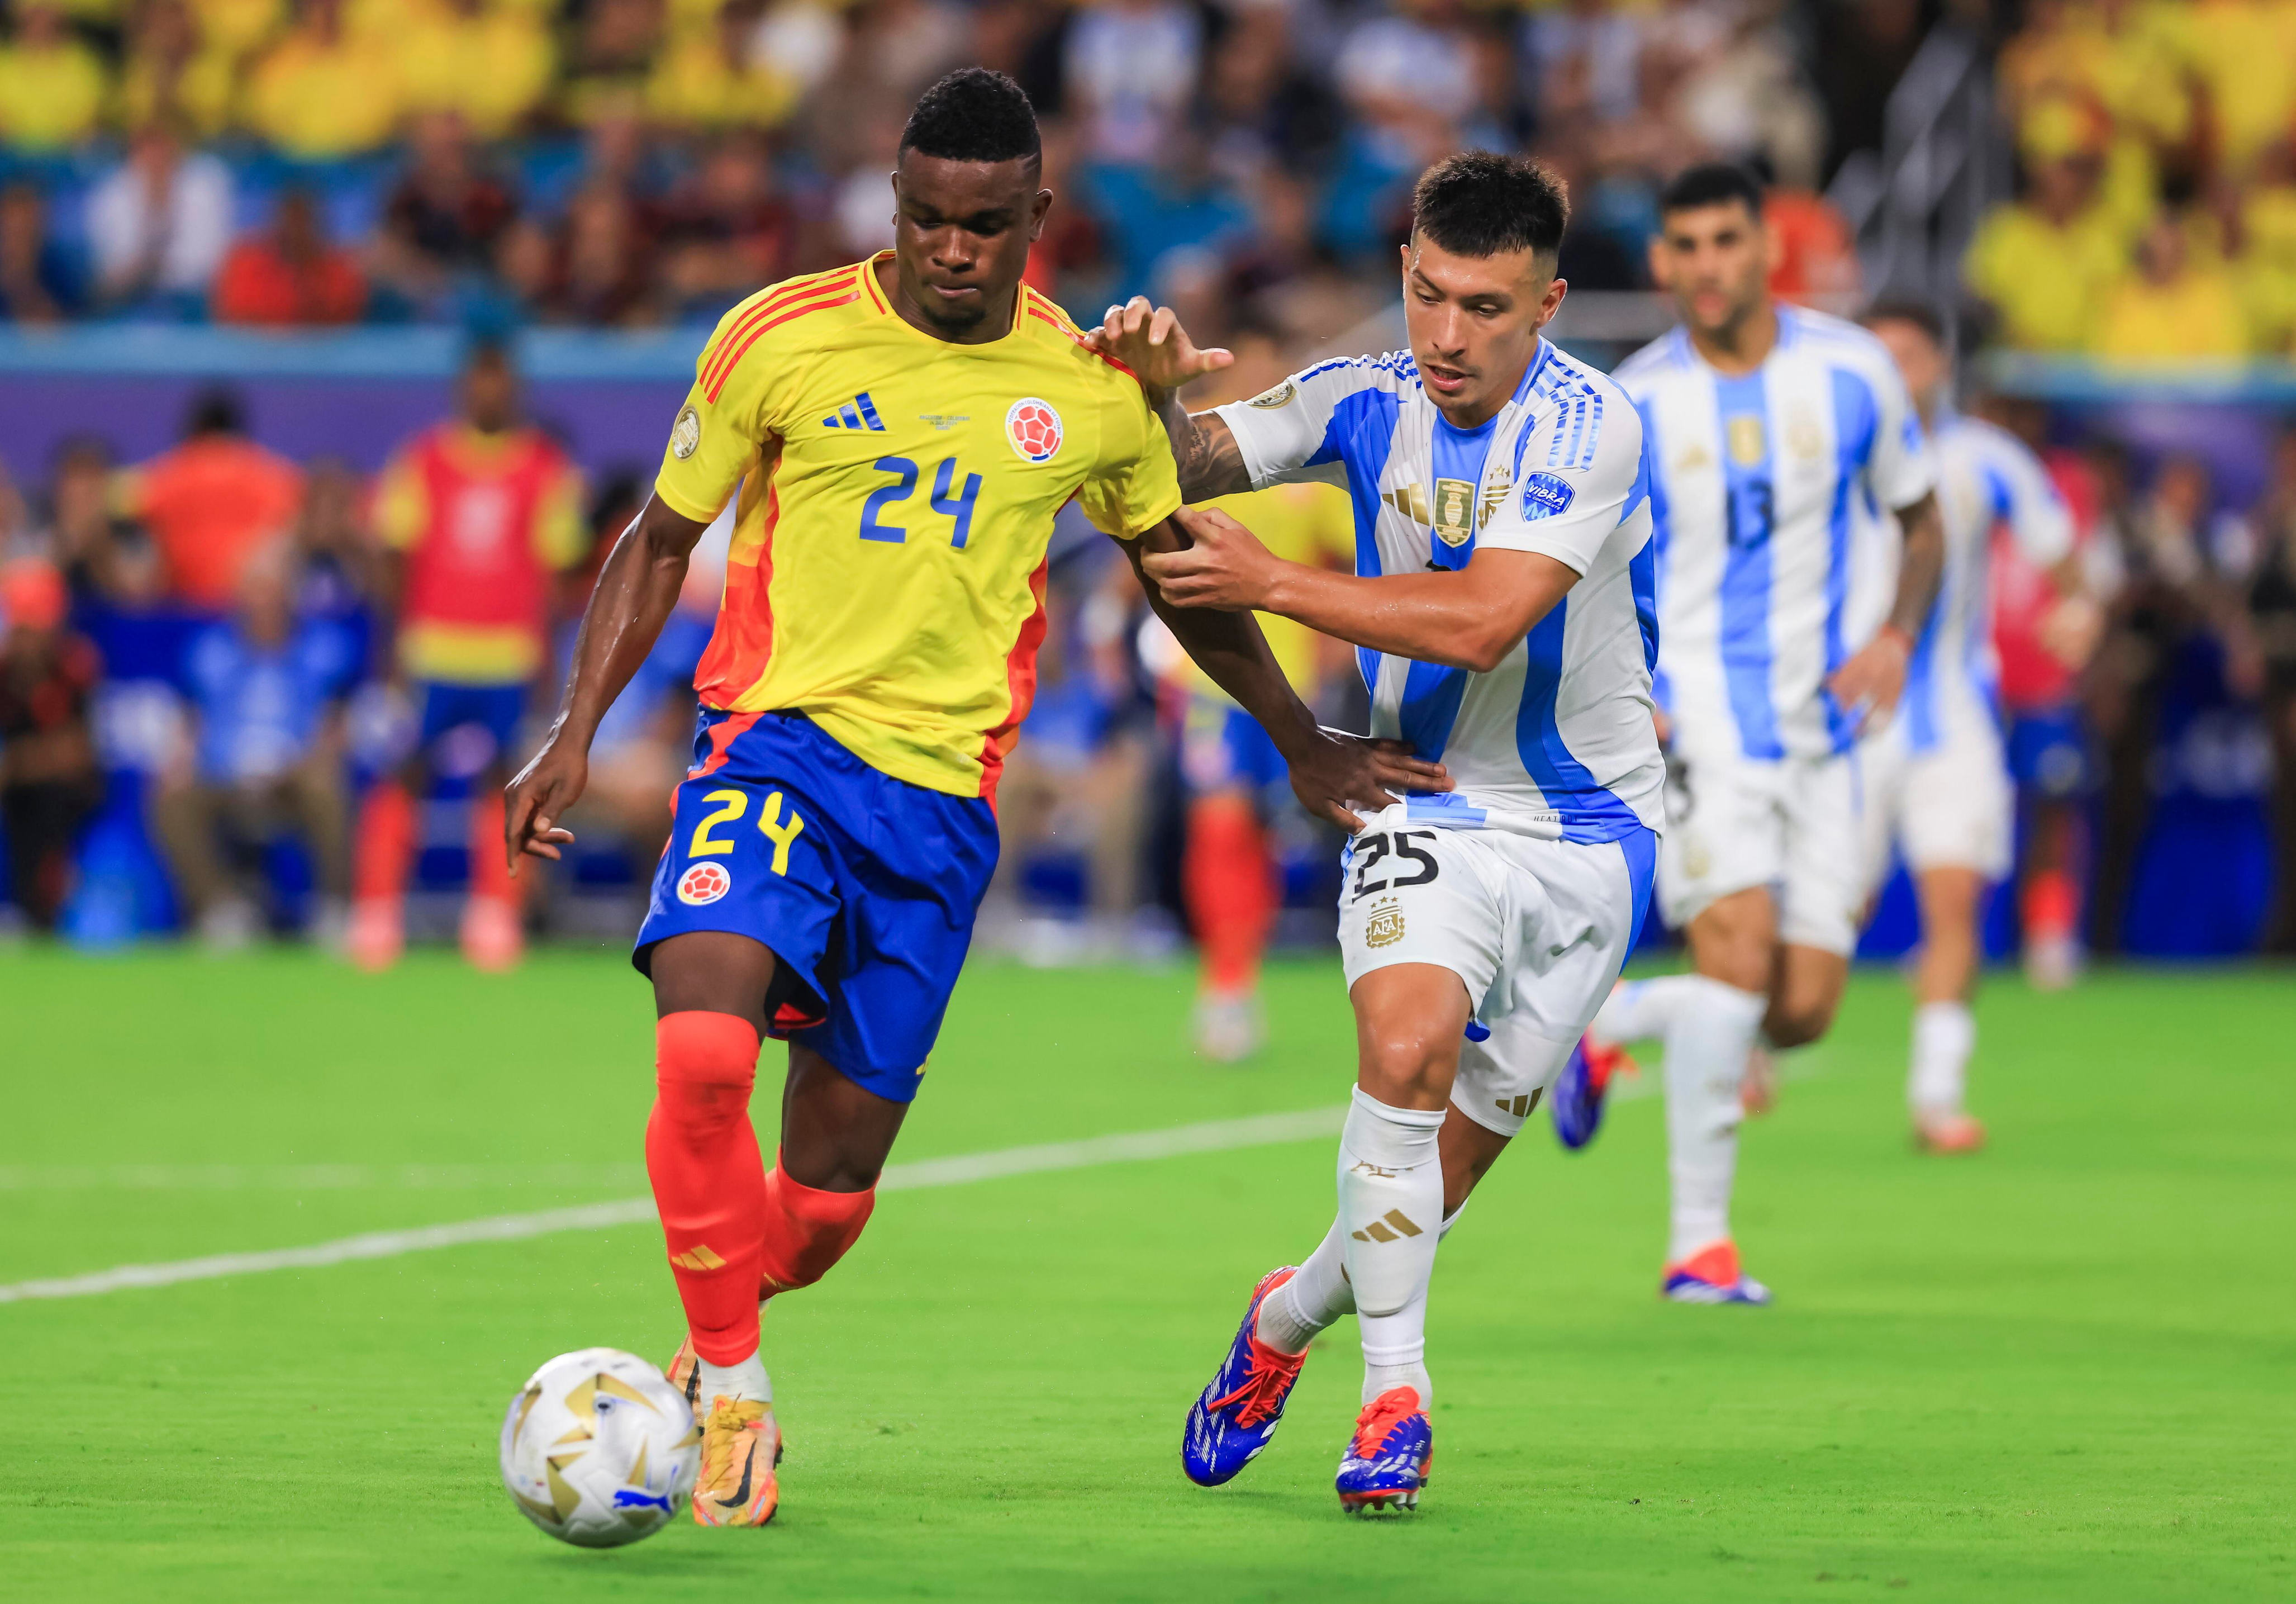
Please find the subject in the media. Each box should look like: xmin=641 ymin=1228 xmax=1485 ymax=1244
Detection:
xmin=634 ymin=710 xmax=999 ymax=1102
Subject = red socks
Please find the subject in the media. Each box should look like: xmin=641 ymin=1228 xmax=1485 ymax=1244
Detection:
xmin=758 ymin=1159 xmax=875 ymax=1301
xmin=648 ymin=1012 xmax=768 ymax=1366
xmin=353 ymin=780 xmax=413 ymax=904
xmin=1185 ymin=796 xmax=1275 ymax=995
xmin=647 ymin=1014 xmax=879 ymax=1361
xmin=469 ymin=789 xmax=516 ymax=905
xmin=2024 ymin=868 xmax=2079 ymax=943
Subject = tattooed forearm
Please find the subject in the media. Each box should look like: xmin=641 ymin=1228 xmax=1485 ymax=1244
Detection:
xmin=1149 ymin=390 xmax=1252 ymax=502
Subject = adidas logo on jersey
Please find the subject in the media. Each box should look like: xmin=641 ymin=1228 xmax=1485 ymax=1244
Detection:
xmin=822 ymin=392 xmax=887 ymax=431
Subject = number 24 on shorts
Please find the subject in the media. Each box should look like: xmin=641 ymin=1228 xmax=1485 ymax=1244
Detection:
xmin=688 ymin=786 xmax=807 ymax=875
xmin=1351 ymin=829 xmax=1439 ymax=900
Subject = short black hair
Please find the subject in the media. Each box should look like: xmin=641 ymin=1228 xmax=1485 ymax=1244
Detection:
xmin=1411 ymin=151 xmax=1568 ymax=260
xmin=900 ymin=68 xmax=1040 ymax=167
xmin=1860 ymin=298 xmax=1947 ymax=349
xmin=185 ymin=386 xmax=244 ymax=438
xmin=1659 ymin=162 xmax=1765 ymax=220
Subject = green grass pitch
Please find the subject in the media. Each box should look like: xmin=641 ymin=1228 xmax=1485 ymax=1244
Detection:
xmin=2 ymin=947 xmax=2290 ymax=1601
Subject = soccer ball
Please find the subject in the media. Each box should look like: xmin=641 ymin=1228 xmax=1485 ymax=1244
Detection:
xmin=499 ymin=1347 xmax=700 ymax=1548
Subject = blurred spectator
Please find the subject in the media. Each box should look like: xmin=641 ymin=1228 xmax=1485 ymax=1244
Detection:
xmin=291 ymin=458 xmax=378 ymax=611
xmin=124 ymin=389 xmax=303 ymax=612
xmin=369 ymin=113 xmax=521 ymax=312
xmin=1964 ymin=106 xmax=2126 ymax=353
xmin=656 ymin=131 xmax=798 ymax=318
xmin=2179 ymin=0 xmax=2294 ymax=181
xmin=118 ymin=0 xmax=238 ymax=143
xmin=841 ymin=0 xmax=966 ymax=105
xmin=212 ymin=188 xmax=368 ymax=325
xmin=2093 ymin=209 xmax=2251 ymax=364
xmin=353 ymin=341 xmax=585 ymax=972
xmin=0 ymin=183 xmax=86 ymax=324
xmin=244 ymin=0 xmax=404 ymax=160
xmin=1525 ymin=0 xmax=1642 ymax=130
xmin=645 ymin=0 xmax=801 ymax=132
xmin=0 ymin=558 xmax=103 ymax=933
xmin=1085 ymin=133 xmax=1252 ymax=306
xmin=0 ymin=4 xmax=110 ymax=152
xmin=2237 ymin=426 xmax=2296 ymax=951
xmin=1065 ymin=0 xmax=1202 ymax=166
xmin=85 ymin=121 xmax=235 ymax=317
xmin=559 ymin=0 xmax=666 ymax=127
xmin=1765 ymin=184 xmax=1860 ymax=305
xmin=505 ymin=180 xmax=658 ymax=325
xmin=1996 ymin=0 xmax=2194 ymax=239
xmin=154 ymin=541 xmax=356 ymax=948
xmin=37 ymin=437 xmax=143 ymax=603
xmin=398 ymin=0 xmax=557 ymax=141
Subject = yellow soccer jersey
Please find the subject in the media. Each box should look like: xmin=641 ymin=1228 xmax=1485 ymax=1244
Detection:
xmin=1175 ymin=481 xmax=1355 ymax=704
xmin=655 ymin=254 xmax=1184 ymax=798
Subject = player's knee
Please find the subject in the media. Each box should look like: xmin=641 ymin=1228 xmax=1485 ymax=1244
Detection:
xmin=653 ymin=1011 xmax=763 ymax=1135
xmin=1357 ymin=1026 xmax=1457 ymax=1105
xmin=1764 ymin=996 xmax=1837 ymax=1050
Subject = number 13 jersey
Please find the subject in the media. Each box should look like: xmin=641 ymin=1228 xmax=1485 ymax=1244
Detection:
xmin=653 ymin=253 xmax=1182 ymax=799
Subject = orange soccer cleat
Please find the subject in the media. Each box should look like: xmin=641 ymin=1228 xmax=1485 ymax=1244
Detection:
xmin=1914 ymin=1111 xmax=1986 ymax=1154
xmin=345 ymin=898 xmax=403 ymax=972
xmin=459 ymin=896 xmax=524 ymax=972
xmin=690 ymin=1394 xmax=782 ymax=1527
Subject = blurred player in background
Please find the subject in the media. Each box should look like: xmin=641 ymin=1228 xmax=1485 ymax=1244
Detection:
xmin=1857 ymin=303 xmax=2088 ymax=1152
xmin=349 ymin=340 xmax=584 ymax=972
xmin=1097 ymin=153 xmax=1662 ymax=1515
xmin=1146 ymin=330 xmax=1356 ymax=1061
xmin=1570 ymin=164 xmax=1945 ymax=1303
xmin=1987 ymin=405 xmax=2108 ymax=988
xmin=503 ymin=70 xmax=1429 ymax=1529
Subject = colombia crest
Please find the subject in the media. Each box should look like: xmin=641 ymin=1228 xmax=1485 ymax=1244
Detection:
xmin=677 ymin=862 xmax=731 ymax=906
xmin=1005 ymin=398 xmax=1063 ymax=463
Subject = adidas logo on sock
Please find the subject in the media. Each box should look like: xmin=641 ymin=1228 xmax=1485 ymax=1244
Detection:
xmin=669 ymin=1245 xmax=728 ymax=1271
xmin=822 ymin=392 xmax=887 ymax=430
xmin=1351 ymin=1209 xmax=1424 ymax=1243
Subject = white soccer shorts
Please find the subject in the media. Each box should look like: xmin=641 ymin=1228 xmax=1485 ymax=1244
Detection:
xmin=1655 ymin=741 xmax=1864 ymax=956
xmin=1337 ymin=803 xmax=1654 ymax=1139
xmin=1857 ymin=718 xmax=2013 ymax=889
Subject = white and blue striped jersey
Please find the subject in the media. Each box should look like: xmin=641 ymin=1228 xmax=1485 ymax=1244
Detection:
xmin=1214 ymin=339 xmax=1663 ymax=843
xmin=1877 ymin=410 xmax=2074 ymax=755
xmin=1613 ymin=305 xmax=1936 ymax=762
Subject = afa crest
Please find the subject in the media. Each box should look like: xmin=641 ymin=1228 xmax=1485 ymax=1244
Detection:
xmin=1364 ymin=898 xmax=1406 ymax=949
xmin=1005 ymin=398 xmax=1063 ymax=463
xmin=677 ymin=862 xmax=731 ymax=906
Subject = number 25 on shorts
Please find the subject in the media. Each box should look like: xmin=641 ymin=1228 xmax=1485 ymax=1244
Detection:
xmin=688 ymin=787 xmax=807 ymax=874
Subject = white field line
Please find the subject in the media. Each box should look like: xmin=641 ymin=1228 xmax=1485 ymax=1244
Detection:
xmin=0 ymin=1107 xmax=1346 ymax=1306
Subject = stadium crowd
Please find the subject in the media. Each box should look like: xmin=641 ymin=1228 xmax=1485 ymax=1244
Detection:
xmin=0 ymin=0 xmax=2292 ymax=969
xmin=1968 ymin=0 xmax=2296 ymax=359
xmin=0 ymin=0 xmax=1880 ymax=334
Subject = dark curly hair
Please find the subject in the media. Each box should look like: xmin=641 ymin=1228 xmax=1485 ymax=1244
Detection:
xmin=901 ymin=68 xmax=1040 ymax=168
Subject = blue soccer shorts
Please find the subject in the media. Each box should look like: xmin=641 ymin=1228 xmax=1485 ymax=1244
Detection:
xmin=414 ymin=680 xmax=528 ymax=762
xmin=2006 ymin=703 xmax=2094 ymax=800
xmin=633 ymin=710 xmax=1000 ymax=1102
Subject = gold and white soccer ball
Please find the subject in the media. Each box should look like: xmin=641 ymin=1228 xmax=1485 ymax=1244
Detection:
xmin=499 ymin=1347 xmax=700 ymax=1547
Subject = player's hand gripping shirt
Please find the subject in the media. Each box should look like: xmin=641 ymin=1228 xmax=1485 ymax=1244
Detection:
xmin=1613 ymin=305 xmax=1936 ymax=762
xmin=1213 ymin=340 xmax=1662 ymax=843
xmin=655 ymin=255 xmax=1182 ymax=798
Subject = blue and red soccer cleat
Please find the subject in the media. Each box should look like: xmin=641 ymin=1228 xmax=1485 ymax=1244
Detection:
xmin=1552 ymin=1033 xmax=1634 ymax=1151
xmin=1661 ymin=1240 xmax=1772 ymax=1306
xmin=1182 ymin=1267 xmax=1309 ymax=1487
xmin=1335 ymin=1386 xmax=1431 ymax=1515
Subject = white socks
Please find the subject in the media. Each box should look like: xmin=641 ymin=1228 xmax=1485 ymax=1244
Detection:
xmin=1592 ymin=974 xmax=1697 ymax=1045
xmin=1257 ymin=1198 xmax=1470 ymax=1364
xmin=1909 ymin=1000 xmax=1974 ymax=1117
xmin=1662 ymin=976 xmax=1768 ymax=1263
xmin=695 ymin=1353 xmax=771 ymax=1406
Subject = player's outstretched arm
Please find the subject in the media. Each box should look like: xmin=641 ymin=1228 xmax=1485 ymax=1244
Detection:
xmin=1125 ymin=518 xmax=1449 ymax=833
xmin=504 ymin=493 xmax=711 ymax=869
xmin=1143 ymin=506 xmax=1579 ymax=675
xmin=1083 ymin=298 xmax=1252 ymax=502
xmin=1826 ymin=488 xmax=1945 ymax=732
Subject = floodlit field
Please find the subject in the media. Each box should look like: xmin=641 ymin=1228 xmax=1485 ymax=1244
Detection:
xmin=3 ymin=948 xmax=2290 ymax=1601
